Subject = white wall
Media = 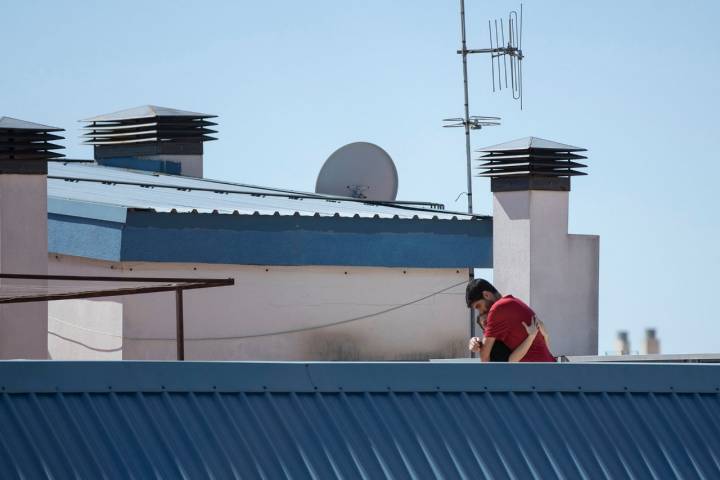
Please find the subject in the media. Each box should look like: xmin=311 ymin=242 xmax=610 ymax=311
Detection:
xmin=49 ymin=298 xmax=122 ymax=359
xmin=493 ymin=190 xmax=599 ymax=356
xmin=48 ymin=254 xmax=469 ymax=360
xmin=0 ymin=175 xmax=48 ymax=359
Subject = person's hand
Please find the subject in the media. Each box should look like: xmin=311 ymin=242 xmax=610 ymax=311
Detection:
xmin=468 ymin=336 xmax=483 ymax=353
xmin=535 ymin=317 xmax=548 ymax=338
xmin=523 ymin=317 xmax=540 ymax=337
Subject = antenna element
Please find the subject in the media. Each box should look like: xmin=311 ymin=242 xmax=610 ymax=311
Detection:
xmin=460 ymin=4 xmax=525 ymax=108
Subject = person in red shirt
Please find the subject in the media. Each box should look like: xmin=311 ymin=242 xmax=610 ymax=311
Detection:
xmin=466 ymin=279 xmax=555 ymax=362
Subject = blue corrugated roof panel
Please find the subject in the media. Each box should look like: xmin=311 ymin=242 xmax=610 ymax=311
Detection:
xmin=0 ymin=361 xmax=718 ymax=479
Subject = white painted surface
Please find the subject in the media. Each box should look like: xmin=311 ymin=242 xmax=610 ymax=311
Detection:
xmin=49 ymin=299 xmax=122 ymax=359
xmin=48 ymin=254 xmax=469 ymax=360
xmin=145 ymin=154 xmax=203 ymax=178
xmin=0 ymin=175 xmax=48 ymax=359
xmin=493 ymin=190 xmax=599 ymax=356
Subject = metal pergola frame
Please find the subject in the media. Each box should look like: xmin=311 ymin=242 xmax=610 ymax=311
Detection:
xmin=0 ymin=273 xmax=235 ymax=360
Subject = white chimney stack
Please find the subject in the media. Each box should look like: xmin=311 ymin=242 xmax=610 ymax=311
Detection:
xmin=0 ymin=117 xmax=62 ymax=358
xmin=479 ymin=137 xmax=600 ymax=356
xmin=616 ymin=330 xmax=630 ymax=355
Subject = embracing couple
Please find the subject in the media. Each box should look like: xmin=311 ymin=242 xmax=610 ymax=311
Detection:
xmin=466 ymin=279 xmax=555 ymax=362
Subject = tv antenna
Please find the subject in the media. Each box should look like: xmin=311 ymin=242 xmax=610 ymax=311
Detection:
xmin=450 ymin=2 xmax=524 ymax=216
xmin=449 ymin=1 xmax=525 ymax=354
xmin=478 ymin=8 xmax=524 ymax=107
xmin=442 ymin=115 xmax=501 ymax=130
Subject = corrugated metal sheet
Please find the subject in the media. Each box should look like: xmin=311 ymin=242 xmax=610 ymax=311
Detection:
xmin=48 ymin=163 xmax=477 ymax=220
xmin=0 ymin=361 xmax=718 ymax=479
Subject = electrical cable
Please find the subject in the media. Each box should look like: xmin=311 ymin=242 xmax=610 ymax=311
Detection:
xmin=48 ymin=280 xmax=467 ymax=342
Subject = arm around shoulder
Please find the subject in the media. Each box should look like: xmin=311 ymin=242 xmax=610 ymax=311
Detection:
xmin=480 ymin=337 xmax=495 ymax=362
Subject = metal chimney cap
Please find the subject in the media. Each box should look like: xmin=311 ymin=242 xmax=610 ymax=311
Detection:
xmin=0 ymin=116 xmax=63 ymax=132
xmin=81 ymin=105 xmax=218 ymax=155
xmin=476 ymin=136 xmax=588 ymax=192
xmin=81 ymin=105 xmax=217 ymax=122
xmin=0 ymin=117 xmax=65 ymax=173
xmin=478 ymin=136 xmax=586 ymax=153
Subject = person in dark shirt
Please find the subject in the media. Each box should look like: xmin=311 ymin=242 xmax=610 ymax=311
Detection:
xmin=466 ymin=279 xmax=554 ymax=362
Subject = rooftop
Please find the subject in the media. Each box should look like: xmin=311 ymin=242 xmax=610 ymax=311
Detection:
xmin=47 ymin=163 xmax=492 ymax=267
xmin=1 ymin=361 xmax=718 ymax=479
xmin=48 ymin=162 xmax=477 ymax=220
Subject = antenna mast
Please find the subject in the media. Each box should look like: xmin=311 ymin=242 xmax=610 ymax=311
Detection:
xmin=460 ymin=0 xmax=474 ymax=216
xmin=451 ymin=1 xmax=525 ymax=353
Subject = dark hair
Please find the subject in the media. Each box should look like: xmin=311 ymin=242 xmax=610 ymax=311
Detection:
xmin=465 ymin=278 xmax=499 ymax=308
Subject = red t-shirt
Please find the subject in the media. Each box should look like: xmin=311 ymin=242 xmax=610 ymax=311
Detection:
xmin=484 ymin=295 xmax=555 ymax=362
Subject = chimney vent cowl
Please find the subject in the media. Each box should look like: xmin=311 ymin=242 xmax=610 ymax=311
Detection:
xmin=81 ymin=105 xmax=217 ymax=177
xmin=0 ymin=117 xmax=65 ymax=174
xmin=476 ymin=136 xmax=587 ymax=192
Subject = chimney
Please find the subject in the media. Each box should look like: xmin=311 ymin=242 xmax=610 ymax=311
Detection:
xmin=0 ymin=117 xmax=63 ymax=358
xmin=478 ymin=136 xmax=599 ymax=356
xmin=642 ymin=328 xmax=660 ymax=355
xmin=616 ymin=331 xmax=630 ymax=355
xmin=82 ymin=105 xmax=217 ymax=178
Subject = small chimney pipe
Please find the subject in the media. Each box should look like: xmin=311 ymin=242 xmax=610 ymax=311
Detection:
xmin=616 ymin=330 xmax=630 ymax=355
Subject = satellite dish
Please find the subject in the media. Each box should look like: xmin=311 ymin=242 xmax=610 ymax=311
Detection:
xmin=315 ymin=142 xmax=399 ymax=201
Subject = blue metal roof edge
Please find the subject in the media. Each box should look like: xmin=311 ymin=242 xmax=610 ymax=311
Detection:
xmin=49 ymin=197 xmax=128 ymax=224
xmin=124 ymin=210 xmax=489 ymax=233
xmin=48 ymin=211 xmax=493 ymax=267
xmin=1 ymin=361 xmax=718 ymax=394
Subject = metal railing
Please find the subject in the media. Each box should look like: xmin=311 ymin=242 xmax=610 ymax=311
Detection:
xmin=0 ymin=273 xmax=235 ymax=360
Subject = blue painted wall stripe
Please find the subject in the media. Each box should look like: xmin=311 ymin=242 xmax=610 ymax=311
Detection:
xmin=48 ymin=214 xmax=123 ymax=262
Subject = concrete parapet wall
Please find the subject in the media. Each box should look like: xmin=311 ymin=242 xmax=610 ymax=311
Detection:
xmin=48 ymin=254 xmax=469 ymax=361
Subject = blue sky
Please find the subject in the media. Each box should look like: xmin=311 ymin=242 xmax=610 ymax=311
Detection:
xmin=4 ymin=1 xmax=719 ymax=354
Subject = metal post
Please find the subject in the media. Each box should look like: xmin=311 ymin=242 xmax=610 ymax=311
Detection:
xmin=460 ymin=0 xmax=473 ymax=217
xmin=460 ymin=0 xmax=477 ymax=356
xmin=175 ymin=288 xmax=185 ymax=361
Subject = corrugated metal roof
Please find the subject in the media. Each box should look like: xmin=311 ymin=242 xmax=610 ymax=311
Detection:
xmin=0 ymin=361 xmax=718 ymax=479
xmin=48 ymin=163 xmax=480 ymax=220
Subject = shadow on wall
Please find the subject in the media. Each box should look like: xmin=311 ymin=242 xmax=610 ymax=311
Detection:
xmin=305 ymin=332 xmax=364 ymax=360
xmin=305 ymin=332 xmax=467 ymax=361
